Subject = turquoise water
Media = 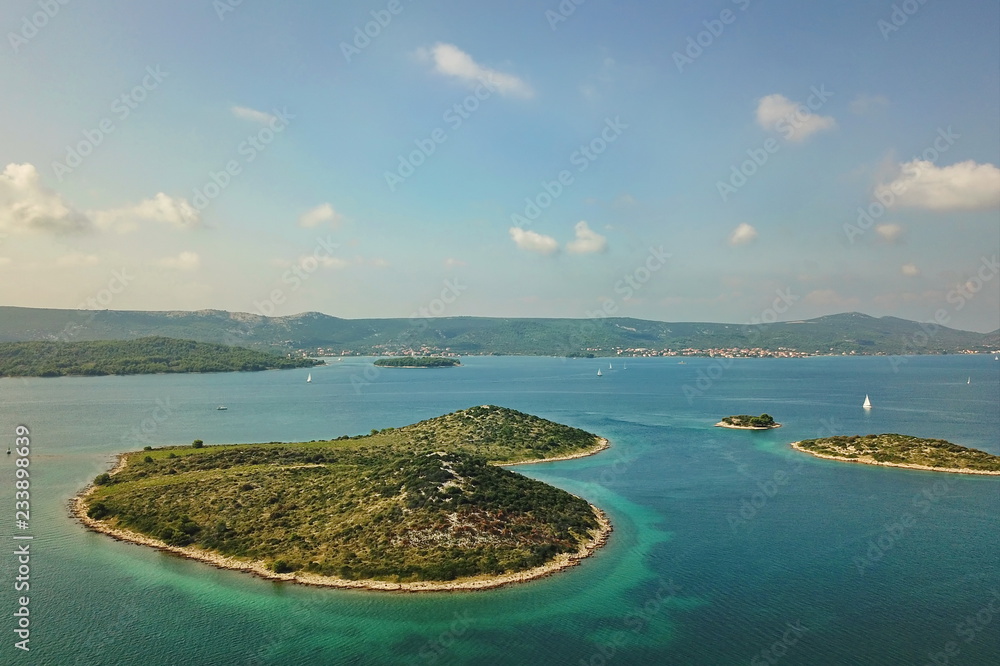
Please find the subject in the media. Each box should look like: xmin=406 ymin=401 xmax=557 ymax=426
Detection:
xmin=0 ymin=356 xmax=997 ymax=665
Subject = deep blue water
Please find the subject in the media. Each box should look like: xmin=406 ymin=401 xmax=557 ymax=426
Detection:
xmin=0 ymin=355 xmax=997 ymax=665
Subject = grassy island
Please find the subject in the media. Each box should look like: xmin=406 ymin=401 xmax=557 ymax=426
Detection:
xmin=715 ymin=414 xmax=780 ymax=430
xmin=74 ymin=406 xmax=611 ymax=591
xmin=792 ymin=434 xmax=1000 ymax=475
xmin=374 ymin=356 xmax=460 ymax=368
xmin=0 ymin=337 xmax=320 ymax=377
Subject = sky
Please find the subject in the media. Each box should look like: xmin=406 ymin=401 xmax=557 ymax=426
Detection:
xmin=1 ymin=0 xmax=998 ymax=332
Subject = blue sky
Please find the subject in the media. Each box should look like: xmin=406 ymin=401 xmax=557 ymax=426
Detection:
xmin=1 ymin=0 xmax=998 ymax=332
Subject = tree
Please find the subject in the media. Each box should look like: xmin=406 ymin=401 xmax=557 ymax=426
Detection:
xmin=192 ymin=439 xmax=204 ymax=448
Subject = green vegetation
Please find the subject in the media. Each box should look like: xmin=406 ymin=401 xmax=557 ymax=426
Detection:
xmin=82 ymin=406 xmax=606 ymax=583
xmin=796 ymin=434 xmax=1000 ymax=472
xmin=373 ymin=357 xmax=460 ymax=368
xmin=0 ymin=337 xmax=320 ymax=377
xmin=2 ymin=307 xmax=995 ymax=356
xmin=721 ymin=414 xmax=777 ymax=428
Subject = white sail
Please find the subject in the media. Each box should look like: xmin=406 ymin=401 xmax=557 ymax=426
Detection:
xmin=306 ymin=373 xmax=312 ymax=383
xmin=863 ymin=394 xmax=871 ymax=409
xmin=597 ymin=369 xmax=602 ymax=377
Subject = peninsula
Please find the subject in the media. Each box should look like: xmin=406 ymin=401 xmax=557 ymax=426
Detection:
xmin=373 ymin=356 xmax=460 ymax=368
xmin=74 ymin=406 xmax=612 ymax=591
xmin=791 ymin=434 xmax=1000 ymax=475
xmin=715 ymin=414 xmax=780 ymax=430
xmin=0 ymin=337 xmax=320 ymax=377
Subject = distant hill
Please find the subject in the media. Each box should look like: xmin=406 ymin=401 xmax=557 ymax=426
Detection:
xmin=0 ymin=337 xmax=320 ymax=377
xmin=0 ymin=306 xmax=995 ymax=356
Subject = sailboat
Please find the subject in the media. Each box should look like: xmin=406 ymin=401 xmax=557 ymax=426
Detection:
xmin=967 ymin=377 xmax=971 ymax=385
xmin=597 ymin=369 xmax=603 ymax=377
xmin=216 ymin=405 xmax=227 ymax=411
xmin=306 ymin=373 xmax=312 ymax=383
xmin=609 ymin=363 xmax=613 ymax=370
xmin=862 ymin=394 xmax=872 ymax=409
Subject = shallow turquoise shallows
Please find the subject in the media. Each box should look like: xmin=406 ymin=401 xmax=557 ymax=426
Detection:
xmin=0 ymin=355 xmax=997 ymax=665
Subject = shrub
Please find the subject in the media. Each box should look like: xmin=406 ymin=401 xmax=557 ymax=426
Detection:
xmin=93 ymin=473 xmax=112 ymax=486
xmin=192 ymin=439 xmax=204 ymax=449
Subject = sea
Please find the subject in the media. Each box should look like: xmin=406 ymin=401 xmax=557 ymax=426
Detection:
xmin=0 ymin=355 xmax=997 ymax=665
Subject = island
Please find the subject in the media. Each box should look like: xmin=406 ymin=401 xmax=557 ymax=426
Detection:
xmin=791 ymin=434 xmax=1000 ymax=475
xmin=374 ymin=356 xmax=460 ymax=368
xmin=0 ymin=337 xmax=321 ymax=377
xmin=73 ymin=405 xmax=612 ymax=592
xmin=715 ymin=414 xmax=780 ymax=430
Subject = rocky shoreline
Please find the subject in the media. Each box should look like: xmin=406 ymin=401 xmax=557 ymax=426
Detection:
xmin=502 ymin=437 xmax=610 ymax=466
xmin=72 ymin=439 xmax=614 ymax=593
xmin=789 ymin=441 xmax=1000 ymax=476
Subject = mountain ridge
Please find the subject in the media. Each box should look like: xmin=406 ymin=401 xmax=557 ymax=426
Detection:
xmin=0 ymin=306 xmax=996 ymax=356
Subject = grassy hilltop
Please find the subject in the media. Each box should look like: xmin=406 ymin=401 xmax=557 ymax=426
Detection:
xmin=81 ymin=406 xmax=608 ymax=584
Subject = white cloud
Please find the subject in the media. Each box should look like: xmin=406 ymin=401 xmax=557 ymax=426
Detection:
xmin=298 ymin=203 xmax=342 ymax=229
xmin=756 ymin=94 xmax=836 ymax=142
xmin=875 ymin=223 xmax=903 ymax=242
xmin=849 ymin=94 xmax=889 ymax=115
xmin=418 ymin=43 xmax=533 ymax=98
xmin=566 ymin=221 xmax=607 ymax=254
xmin=55 ymin=252 xmax=99 ymax=268
xmin=158 ymin=251 xmax=200 ymax=271
xmin=232 ymin=106 xmax=277 ymax=124
xmin=93 ymin=192 xmax=200 ymax=232
xmin=0 ymin=163 xmax=90 ymax=235
xmin=728 ymin=223 xmax=758 ymax=246
xmin=881 ymin=160 xmax=1000 ymax=211
xmin=509 ymin=227 xmax=558 ymax=255
xmin=901 ymin=263 xmax=920 ymax=277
